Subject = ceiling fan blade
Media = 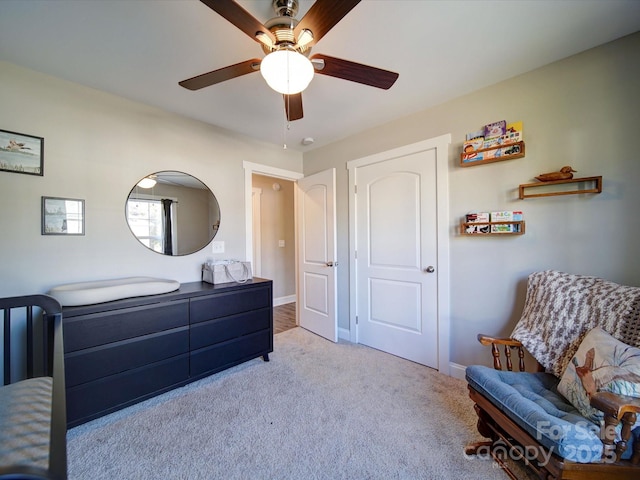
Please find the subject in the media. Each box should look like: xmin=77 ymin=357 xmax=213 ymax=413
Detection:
xmin=294 ymin=0 xmax=360 ymax=47
xmin=311 ymin=54 xmax=399 ymax=90
xmin=200 ymin=0 xmax=275 ymax=44
xmin=284 ymin=93 xmax=303 ymax=121
xmin=179 ymin=59 xmax=261 ymax=90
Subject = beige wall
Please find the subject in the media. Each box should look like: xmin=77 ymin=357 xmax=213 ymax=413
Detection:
xmin=252 ymin=174 xmax=295 ymax=301
xmin=0 ymin=61 xmax=302 ymax=296
xmin=303 ymin=32 xmax=640 ymax=368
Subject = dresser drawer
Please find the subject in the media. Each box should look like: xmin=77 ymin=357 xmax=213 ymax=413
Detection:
xmin=190 ymin=330 xmax=272 ymax=377
xmin=65 ymin=327 xmax=189 ymax=387
xmin=190 ymin=285 xmax=271 ymax=324
xmin=66 ymin=354 xmax=189 ymax=427
xmin=190 ymin=307 xmax=270 ymax=350
xmin=63 ymin=299 xmax=189 ymax=352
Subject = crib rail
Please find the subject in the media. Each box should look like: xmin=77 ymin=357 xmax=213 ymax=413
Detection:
xmin=0 ymin=294 xmax=67 ymax=480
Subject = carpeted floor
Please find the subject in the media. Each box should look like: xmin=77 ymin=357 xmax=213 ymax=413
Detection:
xmin=67 ymin=328 xmax=531 ymax=479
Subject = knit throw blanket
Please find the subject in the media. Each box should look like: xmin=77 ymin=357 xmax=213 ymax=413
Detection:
xmin=511 ymin=270 xmax=640 ymax=378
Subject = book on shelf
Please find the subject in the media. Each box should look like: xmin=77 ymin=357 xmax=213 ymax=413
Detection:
xmin=461 ymin=151 xmax=484 ymax=163
xmin=484 ymin=147 xmax=503 ymax=159
xmin=465 ymin=212 xmax=490 ymax=234
xmin=462 ymin=121 xmax=524 ymax=159
xmin=483 ymin=137 xmax=503 ymax=149
xmin=483 ymin=143 xmax=522 ymax=159
xmin=466 ymin=130 xmax=484 ymax=141
xmin=463 ymin=130 xmax=484 ymax=153
xmin=504 ymin=121 xmax=523 ymax=144
xmin=490 ymin=211 xmax=523 ymax=233
xmin=484 ymin=120 xmax=506 ymax=140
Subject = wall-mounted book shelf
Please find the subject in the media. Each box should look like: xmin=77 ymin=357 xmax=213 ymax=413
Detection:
xmin=518 ymin=176 xmax=602 ymax=199
xmin=459 ymin=220 xmax=526 ymax=236
xmin=460 ymin=141 xmax=525 ymax=167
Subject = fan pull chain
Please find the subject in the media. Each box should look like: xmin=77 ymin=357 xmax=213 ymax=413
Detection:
xmin=283 ymin=94 xmax=290 ymax=149
xmin=283 ymin=51 xmax=292 ymax=149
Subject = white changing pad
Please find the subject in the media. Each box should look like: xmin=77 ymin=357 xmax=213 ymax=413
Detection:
xmin=48 ymin=277 xmax=180 ymax=307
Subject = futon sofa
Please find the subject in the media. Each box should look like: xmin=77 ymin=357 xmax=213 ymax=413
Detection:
xmin=465 ymin=270 xmax=640 ymax=479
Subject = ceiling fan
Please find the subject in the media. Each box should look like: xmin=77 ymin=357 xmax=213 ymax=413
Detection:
xmin=179 ymin=0 xmax=399 ymax=121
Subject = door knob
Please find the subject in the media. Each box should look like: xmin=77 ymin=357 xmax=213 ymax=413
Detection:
xmin=326 ymin=261 xmax=338 ymax=267
xmin=424 ymin=266 xmax=435 ymax=273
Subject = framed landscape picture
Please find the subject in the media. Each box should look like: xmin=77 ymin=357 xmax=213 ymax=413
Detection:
xmin=42 ymin=196 xmax=85 ymax=235
xmin=0 ymin=129 xmax=44 ymax=176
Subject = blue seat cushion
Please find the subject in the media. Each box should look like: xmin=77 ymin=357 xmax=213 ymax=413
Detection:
xmin=466 ymin=365 xmax=605 ymax=463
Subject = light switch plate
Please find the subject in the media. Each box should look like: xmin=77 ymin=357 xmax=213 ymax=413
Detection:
xmin=212 ymin=241 xmax=225 ymax=253
xmin=278 ymin=240 xmax=285 ymax=248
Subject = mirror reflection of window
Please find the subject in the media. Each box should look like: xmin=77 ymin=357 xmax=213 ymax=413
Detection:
xmin=126 ymin=197 xmax=174 ymax=254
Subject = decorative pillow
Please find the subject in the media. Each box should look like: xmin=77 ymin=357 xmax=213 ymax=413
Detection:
xmin=557 ymin=327 xmax=640 ymax=423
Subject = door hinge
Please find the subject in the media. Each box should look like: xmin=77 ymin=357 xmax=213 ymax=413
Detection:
xmin=356 ymin=315 xmax=359 ymax=325
xmin=354 ymin=185 xmax=357 ymax=194
xmin=354 ymin=250 xmax=357 ymax=259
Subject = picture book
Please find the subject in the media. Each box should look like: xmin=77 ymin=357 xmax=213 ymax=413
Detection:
xmin=483 ymin=137 xmax=503 ymax=149
xmin=502 ymin=121 xmax=523 ymax=144
xmin=466 ymin=130 xmax=484 ymax=141
xmin=465 ymin=212 xmax=490 ymax=234
xmin=483 ymin=120 xmax=506 ymax=139
xmin=462 ymin=151 xmax=484 ymax=163
xmin=463 ymin=137 xmax=484 ymax=153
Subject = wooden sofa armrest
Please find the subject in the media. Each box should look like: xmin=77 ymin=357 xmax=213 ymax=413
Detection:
xmin=477 ymin=334 xmax=523 ymax=348
xmin=477 ymin=334 xmax=527 ymax=372
xmin=590 ymin=392 xmax=640 ymax=464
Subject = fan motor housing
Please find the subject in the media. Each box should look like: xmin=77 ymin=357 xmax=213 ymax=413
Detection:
xmin=273 ymin=0 xmax=299 ymax=18
xmin=263 ymin=0 xmax=310 ymax=55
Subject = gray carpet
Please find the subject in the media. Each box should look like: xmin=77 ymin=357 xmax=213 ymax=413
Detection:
xmin=67 ymin=328 xmax=528 ymax=479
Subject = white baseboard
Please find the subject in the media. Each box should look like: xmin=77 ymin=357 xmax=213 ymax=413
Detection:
xmin=338 ymin=327 xmax=350 ymax=341
xmin=449 ymin=362 xmax=467 ymax=380
xmin=273 ymin=295 xmax=296 ymax=307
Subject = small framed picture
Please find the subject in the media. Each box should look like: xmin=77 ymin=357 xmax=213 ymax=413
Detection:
xmin=42 ymin=197 xmax=85 ymax=235
xmin=0 ymin=129 xmax=44 ymax=176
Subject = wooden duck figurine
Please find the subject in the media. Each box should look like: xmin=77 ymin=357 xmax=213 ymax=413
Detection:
xmin=535 ymin=166 xmax=576 ymax=182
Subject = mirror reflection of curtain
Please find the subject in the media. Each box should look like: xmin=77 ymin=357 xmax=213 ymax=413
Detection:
xmin=161 ymin=199 xmax=174 ymax=255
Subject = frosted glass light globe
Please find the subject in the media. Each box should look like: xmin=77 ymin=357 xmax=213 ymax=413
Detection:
xmin=260 ymin=49 xmax=314 ymax=95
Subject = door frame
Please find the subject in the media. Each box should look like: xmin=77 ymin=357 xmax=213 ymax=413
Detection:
xmin=243 ymin=161 xmax=304 ymax=306
xmin=251 ymin=187 xmax=263 ymax=277
xmin=346 ymin=134 xmax=451 ymax=375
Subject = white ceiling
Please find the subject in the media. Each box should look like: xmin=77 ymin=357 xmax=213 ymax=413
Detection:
xmin=1 ymin=0 xmax=639 ymax=152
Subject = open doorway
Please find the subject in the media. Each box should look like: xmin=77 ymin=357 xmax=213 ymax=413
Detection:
xmin=244 ymin=162 xmax=303 ymax=333
xmin=251 ymin=174 xmax=296 ymax=307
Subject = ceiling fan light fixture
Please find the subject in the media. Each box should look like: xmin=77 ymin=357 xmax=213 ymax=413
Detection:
xmin=296 ymin=28 xmax=314 ymax=49
xmin=260 ymin=48 xmax=314 ymax=95
xmin=137 ymin=176 xmax=157 ymax=189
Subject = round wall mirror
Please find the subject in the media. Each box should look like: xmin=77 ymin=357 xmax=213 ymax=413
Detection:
xmin=125 ymin=171 xmax=220 ymax=256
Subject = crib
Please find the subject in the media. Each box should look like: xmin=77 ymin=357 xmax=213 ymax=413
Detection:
xmin=0 ymin=294 xmax=67 ymax=479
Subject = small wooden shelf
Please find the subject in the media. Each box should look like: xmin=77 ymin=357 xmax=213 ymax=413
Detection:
xmin=460 ymin=220 xmax=525 ymax=236
xmin=519 ymin=176 xmax=602 ymax=199
xmin=460 ymin=141 xmax=525 ymax=167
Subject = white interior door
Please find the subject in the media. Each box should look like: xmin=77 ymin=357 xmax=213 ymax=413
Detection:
xmin=350 ymin=141 xmax=443 ymax=368
xmin=296 ymin=169 xmax=337 ymax=342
